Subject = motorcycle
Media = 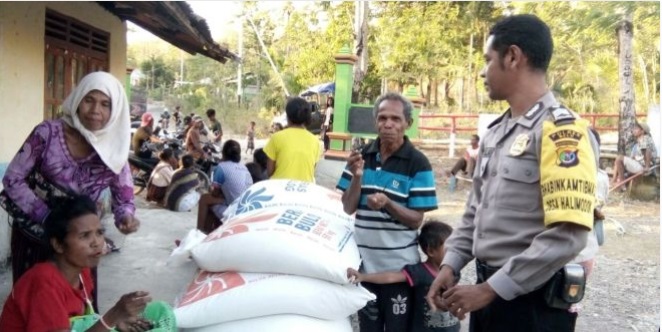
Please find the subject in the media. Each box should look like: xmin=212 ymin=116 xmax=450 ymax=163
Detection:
xmin=127 ymin=136 xmax=211 ymax=195
xmin=191 ymin=141 xmax=221 ymax=189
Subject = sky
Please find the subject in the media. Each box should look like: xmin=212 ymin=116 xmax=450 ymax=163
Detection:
xmin=127 ymin=1 xmax=304 ymax=45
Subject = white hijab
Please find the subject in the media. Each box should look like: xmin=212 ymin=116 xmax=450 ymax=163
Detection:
xmin=61 ymin=72 xmax=131 ymax=174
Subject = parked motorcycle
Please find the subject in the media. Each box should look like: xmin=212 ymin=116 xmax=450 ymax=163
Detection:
xmin=127 ymin=136 xmax=211 ymax=195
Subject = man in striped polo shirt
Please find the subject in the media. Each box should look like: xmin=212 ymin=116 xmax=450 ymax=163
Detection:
xmin=337 ymin=92 xmax=438 ymax=332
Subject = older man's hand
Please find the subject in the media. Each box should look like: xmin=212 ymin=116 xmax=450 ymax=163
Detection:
xmin=442 ymin=282 xmax=497 ymax=320
xmin=347 ymin=151 xmax=364 ymax=178
xmin=426 ymin=265 xmax=456 ymax=311
xmin=366 ymin=193 xmax=389 ymax=210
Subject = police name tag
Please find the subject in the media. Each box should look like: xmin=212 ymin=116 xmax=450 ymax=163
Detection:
xmin=509 ymin=134 xmax=530 ymax=156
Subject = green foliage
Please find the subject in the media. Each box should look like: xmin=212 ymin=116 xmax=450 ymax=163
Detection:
xmin=139 ymin=56 xmax=175 ymax=94
xmin=128 ymin=1 xmax=659 ymax=140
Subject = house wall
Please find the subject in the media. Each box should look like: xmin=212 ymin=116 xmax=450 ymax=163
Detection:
xmin=0 ymin=2 xmax=127 ymax=266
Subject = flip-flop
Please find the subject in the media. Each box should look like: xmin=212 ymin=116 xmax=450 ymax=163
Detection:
xmin=105 ymin=238 xmax=120 ymax=252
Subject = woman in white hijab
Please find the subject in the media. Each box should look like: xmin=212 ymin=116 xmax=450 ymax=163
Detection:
xmin=1 ymin=72 xmax=139 ymax=304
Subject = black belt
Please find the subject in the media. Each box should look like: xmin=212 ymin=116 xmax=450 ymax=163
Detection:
xmin=475 ymin=259 xmax=500 ymax=283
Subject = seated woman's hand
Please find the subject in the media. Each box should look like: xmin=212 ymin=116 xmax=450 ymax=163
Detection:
xmin=107 ymin=291 xmax=151 ymax=326
xmin=116 ymin=317 xmax=154 ymax=332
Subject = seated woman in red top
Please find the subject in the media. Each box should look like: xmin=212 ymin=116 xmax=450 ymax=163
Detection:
xmin=0 ymin=195 xmax=152 ymax=332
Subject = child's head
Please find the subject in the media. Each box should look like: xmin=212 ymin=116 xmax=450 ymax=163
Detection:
xmin=250 ymin=121 xmax=256 ymax=127
xmin=45 ymin=194 xmax=104 ymax=266
xmin=206 ymin=108 xmax=216 ymax=120
xmin=418 ymin=220 xmax=453 ymax=258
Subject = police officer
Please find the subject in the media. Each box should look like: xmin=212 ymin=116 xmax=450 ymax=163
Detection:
xmin=426 ymin=15 xmax=598 ymax=332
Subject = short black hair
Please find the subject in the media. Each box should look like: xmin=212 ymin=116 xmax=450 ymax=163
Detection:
xmin=183 ymin=116 xmax=192 ymax=126
xmin=489 ymin=14 xmax=553 ymax=72
xmin=372 ymin=92 xmax=413 ymax=123
xmin=44 ymin=194 xmax=98 ymax=252
xmin=253 ymin=148 xmax=268 ymax=170
xmin=181 ymin=154 xmax=195 ymax=168
xmin=206 ymin=109 xmax=216 ymax=117
xmin=285 ymin=97 xmax=312 ymax=126
xmin=418 ymin=221 xmax=453 ymax=255
xmin=471 ymin=134 xmax=480 ymax=141
xmin=222 ymin=139 xmax=242 ymax=163
xmin=245 ymin=162 xmax=264 ymax=183
xmin=159 ymin=148 xmax=173 ymax=161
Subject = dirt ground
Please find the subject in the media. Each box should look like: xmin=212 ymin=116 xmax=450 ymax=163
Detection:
xmin=402 ymin=148 xmax=660 ymax=332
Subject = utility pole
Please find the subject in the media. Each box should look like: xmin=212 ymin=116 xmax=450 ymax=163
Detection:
xmin=237 ymin=15 xmax=244 ymax=108
xmin=246 ymin=16 xmax=290 ymax=97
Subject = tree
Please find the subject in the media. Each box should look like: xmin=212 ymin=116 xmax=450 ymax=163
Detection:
xmin=139 ymin=55 xmax=176 ymax=99
xmin=352 ymin=1 xmax=369 ymax=102
xmin=617 ymin=17 xmax=636 ymax=155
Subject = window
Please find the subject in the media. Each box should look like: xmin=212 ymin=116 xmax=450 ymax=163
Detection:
xmin=43 ymin=9 xmax=110 ymax=120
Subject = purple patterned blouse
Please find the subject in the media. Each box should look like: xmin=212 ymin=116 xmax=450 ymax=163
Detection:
xmin=2 ymin=119 xmax=135 ymax=224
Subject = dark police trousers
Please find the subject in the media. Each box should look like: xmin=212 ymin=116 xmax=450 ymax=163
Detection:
xmin=470 ymin=260 xmax=578 ymax=332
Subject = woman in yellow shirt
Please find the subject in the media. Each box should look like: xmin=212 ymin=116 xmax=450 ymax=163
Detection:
xmin=263 ymin=97 xmax=321 ymax=183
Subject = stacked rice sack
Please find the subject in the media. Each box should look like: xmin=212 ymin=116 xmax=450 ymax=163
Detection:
xmin=175 ymin=180 xmax=375 ymax=331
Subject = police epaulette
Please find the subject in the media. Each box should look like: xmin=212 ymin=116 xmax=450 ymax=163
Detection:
xmin=549 ymin=106 xmax=576 ymax=125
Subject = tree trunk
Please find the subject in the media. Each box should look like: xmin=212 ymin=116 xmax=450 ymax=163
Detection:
xmin=433 ymin=79 xmax=439 ymax=107
xmin=467 ymin=33 xmax=474 ymax=112
xmin=460 ymin=77 xmax=465 ymax=112
xmin=444 ymin=81 xmax=453 ymax=106
xmin=617 ymin=18 xmax=636 ymax=155
xmin=352 ymin=1 xmax=369 ymax=102
xmin=425 ymin=77 xmax=432 ymax=107
xmin=638 ymin=55 xmax=650 ymax=106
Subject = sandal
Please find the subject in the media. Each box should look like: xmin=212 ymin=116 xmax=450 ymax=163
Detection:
xmin=105 ymin=238 xmax=120 ymax=253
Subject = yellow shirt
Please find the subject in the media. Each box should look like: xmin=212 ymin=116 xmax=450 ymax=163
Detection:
xmin=263 ymin=127 xmax=321 ymax=183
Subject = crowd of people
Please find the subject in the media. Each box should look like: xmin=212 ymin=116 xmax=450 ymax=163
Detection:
xmin=0 ymin=13 xmax=656 ymax=332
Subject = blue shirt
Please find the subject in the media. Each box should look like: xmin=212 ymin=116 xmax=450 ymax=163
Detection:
xmin=212 ymin=161 xmax=253 ymax=206
xmin=336 ymin=137 xmax=438 ymax=273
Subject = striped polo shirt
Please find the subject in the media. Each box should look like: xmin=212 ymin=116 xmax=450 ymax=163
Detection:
xmin=336 ymin=137 xmax=438 ymax=273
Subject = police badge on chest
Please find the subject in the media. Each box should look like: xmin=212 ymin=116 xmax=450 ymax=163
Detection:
xmin=509 ymin=134 xmax=530 ymax=156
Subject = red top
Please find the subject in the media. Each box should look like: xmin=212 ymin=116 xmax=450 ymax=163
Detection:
xmin=0 ymin=262 xmax=94 ymax=332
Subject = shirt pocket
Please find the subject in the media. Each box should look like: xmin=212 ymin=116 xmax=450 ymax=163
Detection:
xmin=496 ymin=157 xmax=541 ymax=212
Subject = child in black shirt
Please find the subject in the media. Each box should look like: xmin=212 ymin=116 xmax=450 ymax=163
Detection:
xmin=348 ymin=221 xmax=460 ymax=332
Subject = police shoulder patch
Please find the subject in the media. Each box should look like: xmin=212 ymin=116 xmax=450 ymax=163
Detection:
xmin=549 ymin=106 xmax=575 ymax=125
xmin=548 ymin=128 xmax=583 ymax=168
